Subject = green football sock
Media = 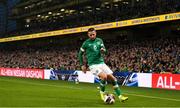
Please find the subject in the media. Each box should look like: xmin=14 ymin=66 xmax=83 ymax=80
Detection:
xmin=112 ymin=80 xmax=121 ymax=96
xmin=99 ymin=80 xmax=106 ymax=92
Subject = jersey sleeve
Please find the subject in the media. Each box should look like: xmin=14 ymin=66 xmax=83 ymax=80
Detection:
xmin=99 ymin=38 xmax=107 ymax=54
xmin=78 ymin=42 xmax=86 ymax=66
xmin=80 ymin=41 xmax=86 ymax=52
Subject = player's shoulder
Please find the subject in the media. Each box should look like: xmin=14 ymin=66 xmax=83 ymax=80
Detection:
xmin=96 ymin=37 xmax=103 ymax=41
xmin=84 ymin=39 xmax=91 ymax=43
xmin=82 ymin=39 xmax=90 ymax=45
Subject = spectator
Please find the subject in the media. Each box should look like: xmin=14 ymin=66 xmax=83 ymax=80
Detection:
xmin=0 ymin=37 xmax=179 ymax=74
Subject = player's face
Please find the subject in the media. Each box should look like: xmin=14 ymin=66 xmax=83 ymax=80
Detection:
xmin=88 ymin=31 xmax=96 ymax=40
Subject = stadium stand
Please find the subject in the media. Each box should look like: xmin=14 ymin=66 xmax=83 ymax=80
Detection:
xmin=0 ymin=0 xmax=179 ymax=74
xmin=0 ymin=34 xmax=179 ymax=74
xmin=7 ymin=0 xmax=180 ymax=37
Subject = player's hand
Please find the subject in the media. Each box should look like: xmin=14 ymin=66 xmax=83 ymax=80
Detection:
xmin=81 ymin=65 xmax=87 ymax=73
xmin=100 ymin=48 xmax=105 ymax=52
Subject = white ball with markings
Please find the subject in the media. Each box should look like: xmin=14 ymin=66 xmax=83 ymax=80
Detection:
xmin=104 ymin=94 xmax=115 ymax=104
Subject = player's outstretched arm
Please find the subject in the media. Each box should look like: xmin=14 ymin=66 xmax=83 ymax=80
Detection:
xmin=78 ymin=49 xmax=84 ymax=66
xmin=78 ymin=48 xmax=87 ymax=73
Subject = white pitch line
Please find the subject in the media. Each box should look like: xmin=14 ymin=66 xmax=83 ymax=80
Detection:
xmin=0 ymin=78 xmax=82 ymax=90
xmin=123 ymin=92 xmax=180 ymax=102
xmin=0 ymin=78 xmax=180 ymax=102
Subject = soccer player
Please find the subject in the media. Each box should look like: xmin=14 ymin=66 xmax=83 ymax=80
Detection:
xmin=78 ymin=28 xmax=128 ymax=102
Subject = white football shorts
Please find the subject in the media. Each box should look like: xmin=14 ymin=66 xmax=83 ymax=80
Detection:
xmin=89 ymin=63 xmax=113 ymax=76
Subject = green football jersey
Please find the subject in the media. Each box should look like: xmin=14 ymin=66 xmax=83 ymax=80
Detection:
xmin=78 ymin=37 xmax=107 ymax=66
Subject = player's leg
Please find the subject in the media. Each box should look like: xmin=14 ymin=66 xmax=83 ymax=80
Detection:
xmin=102 ymin=64 xmax=128 ymax=102
xmin=98 ymin=72 xmax=107 ymax=100
xmin=108 ymin=74 xmax=128 ymax=102
xmin=89 ymin=64 xmax=107 ymax=101
xmin=98 ymin=72 xmax=107 ymax=92
xmin=107 ymin=74 xmax=121 ymax=95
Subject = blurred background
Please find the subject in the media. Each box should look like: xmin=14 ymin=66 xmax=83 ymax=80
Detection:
xmin=0 ymin=0 xmax=179 ymax=37
xmin=0 ymin=0 xmax=179 ymax=73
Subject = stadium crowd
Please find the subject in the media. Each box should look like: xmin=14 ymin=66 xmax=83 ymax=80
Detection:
xmin=105 ymin=38 xmax=180 ymax=73
xmin=0 ymin=37 xmax=179 ymax=74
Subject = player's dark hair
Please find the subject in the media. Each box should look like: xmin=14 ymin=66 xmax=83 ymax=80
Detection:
xmin=88 ymin=28 xmax=96 ymax=32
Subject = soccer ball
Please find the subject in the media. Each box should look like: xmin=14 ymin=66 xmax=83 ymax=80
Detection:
xmin=104 ymin=94 xmax=115 ymax=104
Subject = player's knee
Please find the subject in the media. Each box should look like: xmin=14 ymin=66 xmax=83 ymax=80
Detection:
xmin=102 ymin=75 xmax=107 ymax=80
xmin=108 ymin=74 xmax=116 ymax=81
xmin=99 ymin=72 xmax=107 ymax=80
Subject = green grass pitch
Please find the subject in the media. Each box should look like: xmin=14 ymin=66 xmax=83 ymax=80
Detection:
xmin=0 ymin=76 xmax=180 ymax=107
